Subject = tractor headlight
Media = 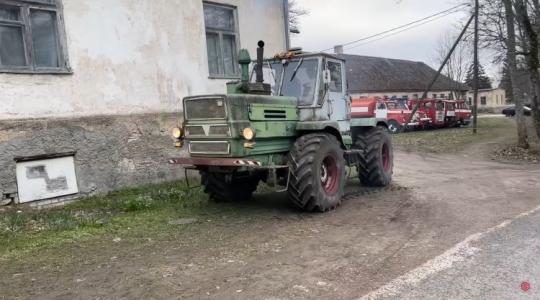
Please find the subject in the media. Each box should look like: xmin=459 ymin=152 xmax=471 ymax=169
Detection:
xmin=242 ymin=128 xmax=256 ymax=140
xmin=172 ymin=127 xmax=183 ymax=139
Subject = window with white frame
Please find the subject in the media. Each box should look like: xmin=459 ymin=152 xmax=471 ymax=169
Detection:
xmin=0 ymin=0 xmax=69 ymax=73
xmin=203 ymin=2 xmax=239 ymax=78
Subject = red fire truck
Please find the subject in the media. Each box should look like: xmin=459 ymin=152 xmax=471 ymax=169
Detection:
xmin=410 ymin=99 xmax=446 ymax=128
xmin=455 ymin=100 xmax=472 ymax=126
xmin=443 ymin=100 xmax=458 ymax=127
xmin=351 ymin=97 xmax=423 ymax=133
xmin=411 ymin=99 xmax=467 ymax=128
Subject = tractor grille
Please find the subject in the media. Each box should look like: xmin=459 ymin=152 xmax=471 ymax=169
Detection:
xmin=189 ymin=141 xmax=230 ymax=155
xmin=209 ymin=125 xmax=231 ymax=136
xmin=184 ymin=97 xmax=227 ymax=120
xmin=185 ymin=126 xmax=205 ymax=136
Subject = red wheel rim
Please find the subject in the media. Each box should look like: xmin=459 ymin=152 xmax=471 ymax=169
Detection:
xmin=321 ymin=155 xmax=339 ymax=194
xmin=382 ymin=143 xmax=390 ymax=172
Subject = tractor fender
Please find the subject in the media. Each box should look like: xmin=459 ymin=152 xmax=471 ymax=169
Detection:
xmin=296 ymin=121 xmax=346 ymax=148
xmin=350 ymin=118 xmax=388 ymax=129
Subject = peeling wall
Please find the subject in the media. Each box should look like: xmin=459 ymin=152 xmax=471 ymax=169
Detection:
xmin=0 ymin=0 xmax=287 ymax=120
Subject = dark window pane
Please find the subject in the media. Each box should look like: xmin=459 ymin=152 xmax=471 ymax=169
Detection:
xmin=222 ymin=34 xmax=237 ymax=76
xmin=204 ymin=5 xmax=234 ymax=31
xmin=328 ymin=61 xmax=342 ymax=92
xmin=0 ymin=5 xmax=20 ymax=21
xmin=30 ymin=10 xmax=59 ymax=68
xmin=206 ymin=32 xmax=220 ymax=75
xmin=0 ymin=25 xmax=26 ymax=66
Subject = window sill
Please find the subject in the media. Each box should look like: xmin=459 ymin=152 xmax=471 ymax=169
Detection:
xmin=0 ymin=68 xmax=73 ymax=75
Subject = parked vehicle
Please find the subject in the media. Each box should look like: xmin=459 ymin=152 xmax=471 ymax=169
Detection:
xmin=455 ymin=100 xmax=472 ymax=126
xmin=443 ymin=100 xmax=457 ymax=126
xmin=170 ymin=42 xmax=393 ymax=212
xmin=410 ymin=99 xmax=446 ymax=128
xmin=385 ymin=100 xmax=418 ymax=134
xmin=502 ymin=105 xmax=532 ymax=117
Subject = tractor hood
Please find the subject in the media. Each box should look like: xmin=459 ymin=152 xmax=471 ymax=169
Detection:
xmin=182 ymin=94 xmax=298 ymax=158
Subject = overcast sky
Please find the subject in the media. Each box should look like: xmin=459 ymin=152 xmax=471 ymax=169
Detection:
xmin=290 ymin=0 xmax=498 ymax=81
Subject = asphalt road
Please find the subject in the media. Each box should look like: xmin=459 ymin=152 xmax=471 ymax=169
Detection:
xmin=363 ymin=205 xmax=540 ymax=300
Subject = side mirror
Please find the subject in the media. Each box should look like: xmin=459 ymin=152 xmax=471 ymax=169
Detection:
xmin=323 ymin=70 xmax=332 ymax=85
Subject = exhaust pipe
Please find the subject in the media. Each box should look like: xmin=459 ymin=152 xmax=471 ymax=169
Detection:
xmin=256 ymin=40 xmax=265 ymax=83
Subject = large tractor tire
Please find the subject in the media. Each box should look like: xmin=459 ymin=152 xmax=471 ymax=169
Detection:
xmin=287 ymin=133 xmax=346 ymax=212
xmin=355 ymin=127 xmax=393 ymax=187
xmin=200 ymin=171 xmax=260 ymax=202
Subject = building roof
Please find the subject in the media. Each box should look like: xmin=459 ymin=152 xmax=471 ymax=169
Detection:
xmin=337 ymin=54 xmax=469 ymax=94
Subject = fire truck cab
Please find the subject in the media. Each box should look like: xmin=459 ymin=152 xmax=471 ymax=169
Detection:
xmin=455 ymin=100 xmax=472 ymax=126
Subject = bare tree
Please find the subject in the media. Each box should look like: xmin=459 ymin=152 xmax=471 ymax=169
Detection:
xmin=503 ymin=0 xmax=530 ymax=148
xmin=288 ymin=0 xmax=308 ymax=34
xmin=513 ymin=0 xmax=540 ymax=138
xmin=433 ymin=31 xmax=472 ymax=99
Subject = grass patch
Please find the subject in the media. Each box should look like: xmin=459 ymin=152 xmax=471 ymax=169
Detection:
xmin=0 ymin=180 xmax=208 ymax=259
xmin=392 ymin=118 xmax=516 ymax=153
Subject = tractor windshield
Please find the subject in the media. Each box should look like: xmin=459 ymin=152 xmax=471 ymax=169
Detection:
xmin=253 ymin=58 xmax=320 ymax=106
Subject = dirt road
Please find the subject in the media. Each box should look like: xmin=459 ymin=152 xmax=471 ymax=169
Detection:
xmin=2 ymin=150 xmax=540 ymax=299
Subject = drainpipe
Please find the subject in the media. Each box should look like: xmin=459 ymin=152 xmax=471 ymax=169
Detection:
xmin=283 ymin=0 xmax=290 ymax=51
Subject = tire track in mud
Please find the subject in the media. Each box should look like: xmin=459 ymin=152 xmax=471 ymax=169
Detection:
xmin=343 ymin=183 xmax=413 ymax=201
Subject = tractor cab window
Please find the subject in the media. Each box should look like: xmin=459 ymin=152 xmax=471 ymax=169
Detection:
xmin=327 ymin=61 xmax=343 ymax=92
xmin=436 ymin=102 xmax=444 ymax=111
xmin=257 ymin=58 xmax=321 ymax=106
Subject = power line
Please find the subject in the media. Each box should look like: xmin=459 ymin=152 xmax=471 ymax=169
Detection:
xmin=320 ymin=3 xmax=470 ymax=52
xmin=344 ymin=9 xmax=460 ymax=51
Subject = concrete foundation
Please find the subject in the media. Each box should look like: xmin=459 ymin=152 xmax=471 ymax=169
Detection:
xmin=0 ymin=113 xmax=186 ymax=204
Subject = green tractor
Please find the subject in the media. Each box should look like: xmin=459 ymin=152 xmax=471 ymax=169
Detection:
xmin=170 ymin=41 xmax=393 ymax=212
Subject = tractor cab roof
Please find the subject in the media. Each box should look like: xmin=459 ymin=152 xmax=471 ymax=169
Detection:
xmin=267 ymin=51 xmax=345 ymax=63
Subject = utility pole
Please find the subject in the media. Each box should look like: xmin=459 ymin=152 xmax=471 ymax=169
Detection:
xmin=473 ymin=0 xmax=479 ymax=134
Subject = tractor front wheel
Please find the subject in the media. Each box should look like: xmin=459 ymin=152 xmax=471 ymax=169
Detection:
xmin=287 ymin=133 xmax=346 ymax=212
xmin=200 ymin=171 xmax=260 ymax=202
xmin=355 ymin=127 xmax=394 ymax=187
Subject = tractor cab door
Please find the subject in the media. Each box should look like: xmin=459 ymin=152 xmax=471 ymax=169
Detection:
xmin=326 ymin=59 xmax=349 ymax=131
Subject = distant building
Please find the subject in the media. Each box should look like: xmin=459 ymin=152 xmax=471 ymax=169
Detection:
xmin=466 ymin=88 xmax=507 ymax=108
xmin=337 ymin=54 xmax=469 ymax=100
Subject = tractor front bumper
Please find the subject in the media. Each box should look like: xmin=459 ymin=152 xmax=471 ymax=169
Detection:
xmin=169 ymin=157 xmax=263 ymax=168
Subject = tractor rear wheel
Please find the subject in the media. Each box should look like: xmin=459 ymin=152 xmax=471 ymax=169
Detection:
xmin=287 ymin=133 xmax=346 ymax=212
xmin=355 ymin=127 xmax=393 ymax=187
xmin=200 ymin=171 xmax=260 ymax=202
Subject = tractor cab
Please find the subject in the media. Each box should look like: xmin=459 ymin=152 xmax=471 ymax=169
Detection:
xmin=251 ymin=52 xmax=350 ymax=132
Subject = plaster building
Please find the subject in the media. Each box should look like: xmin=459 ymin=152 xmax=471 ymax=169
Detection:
xmin=0 ymin=0 xmax=289 ymax=205
xmin=466 ymin=88 xmax=507 ymax=108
